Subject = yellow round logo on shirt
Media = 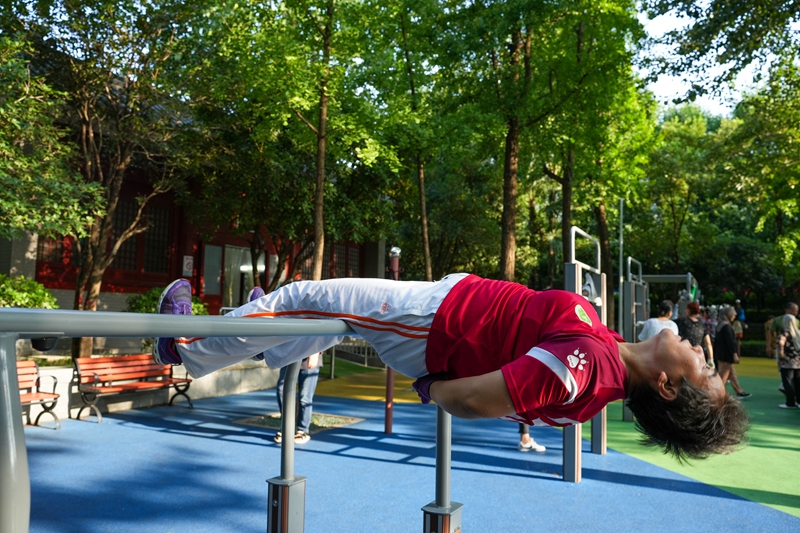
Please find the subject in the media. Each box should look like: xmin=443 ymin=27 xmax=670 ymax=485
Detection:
xmin=575 ymin=304 xmax=592 ymax=326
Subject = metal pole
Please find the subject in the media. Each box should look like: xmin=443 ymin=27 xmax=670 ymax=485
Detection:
xmin=435 ymin=406 xmax=450 ymax=507
xmin=618 ymin=198 xmax=624 ymax=335
xmin=421 ymin=406 xmax=463 ymax=533
xmin=280 ymin=362 xmax=301 ymax=481
xmin=0 ymin=332 xmax=30 ymax=533
xmin=385 ymin=247 xmax=401 ymax=435
xmin=267 ymin=360 xmax=306 ymax=533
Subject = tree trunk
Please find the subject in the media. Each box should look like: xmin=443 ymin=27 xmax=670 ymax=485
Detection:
xmin=594 ymin=200 xmax=615 ymax=329
xmin=561 ymin=150 xmax=574 ymax=263
xmin=500 ymin=116 xmax=520 ymax=282
xmin=548 ymin=189 xmax=557 ymax=288
xmin=310 ymin=1 xmax=333 ymax=282
xmin=417 ymin=156 xmax=433 ymax=281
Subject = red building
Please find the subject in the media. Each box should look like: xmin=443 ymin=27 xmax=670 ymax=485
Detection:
xmin=3 ymin=190 xmax=385 ymax=316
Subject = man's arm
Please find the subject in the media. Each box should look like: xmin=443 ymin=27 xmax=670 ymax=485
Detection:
xmin=428 ymin=370 xmax=517 ymax=419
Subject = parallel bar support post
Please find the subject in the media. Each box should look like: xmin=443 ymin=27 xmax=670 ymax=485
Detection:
xmin=562 ymin=424 xmax=582 ymax=483
xmin=591 ymin=408 xmax=607 ymax=455
xmin=267 ymin=361 xmax=306 ymax=533
xmin=385 ymin=368 xmax=394 ymax=434
xmin=422 ymin=406 xmax=463 ymax=533
xmin=0 ymin=332 xmax=30 ymax=533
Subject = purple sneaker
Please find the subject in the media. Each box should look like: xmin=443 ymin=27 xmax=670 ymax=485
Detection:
xmin=152 ymin=279 xmax=193 ymax=365
xmin=248 ymin=286 xmax=266 ymax=361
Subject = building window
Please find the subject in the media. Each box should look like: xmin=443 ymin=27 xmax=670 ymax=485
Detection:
xmin=333 ymin=244 xmax=346 ymax=279
xmin=348 ymin=246 xmax=360 ymax=277
xmin=144 ymin=207 xmax=170 ymax=274
xmin=37 ymin=237 xmax=64 ymax=263
xmin=112 ymin=201 xmax=138 ymax=271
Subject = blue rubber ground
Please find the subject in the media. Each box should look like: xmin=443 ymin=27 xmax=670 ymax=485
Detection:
xmin=26 ymin=390 xmax=800 ymax=532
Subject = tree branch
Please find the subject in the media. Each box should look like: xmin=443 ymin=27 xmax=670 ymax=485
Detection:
xmin=291 ymin=107 xmax=319 ymax=135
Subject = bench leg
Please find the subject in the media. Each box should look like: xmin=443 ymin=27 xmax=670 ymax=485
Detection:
xmin=33 ymin=404 xmax=60 ymax=430
xmin=76 ymin=394 xmax=103 ymax=423
xmin=169 ymin=385 xmax=193 ymax=409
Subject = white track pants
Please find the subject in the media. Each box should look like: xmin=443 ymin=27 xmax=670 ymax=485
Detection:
xmin=175 ymin=274 xmax=468 ymax=379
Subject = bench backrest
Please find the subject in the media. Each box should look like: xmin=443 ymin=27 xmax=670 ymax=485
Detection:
xmin=17 ymin=360 xmax=40 ymax=393
xmin=75 ymin=354 xmax=172 ymax=385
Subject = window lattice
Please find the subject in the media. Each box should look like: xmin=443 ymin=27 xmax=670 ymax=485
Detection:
xmin=112 ymin=201 xmax=138 ymax=271
xmin=348 ymin=246 xmax=360 ymax=278
xmin=36 ymin=237 xmax=63 ymax=263
xmin=144 ymin=208 xmax=170 ymax=273
xmin=333 ymin=244 xmax=346 ymax=279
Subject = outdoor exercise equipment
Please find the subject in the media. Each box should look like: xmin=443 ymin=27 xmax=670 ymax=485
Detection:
xmin=0 ymin=308 xmax=462 ymax=533
xmin=619 ymin=256 xmax=649 ymax=422
xmin=562 ymin=226 xmax=609 ymax=483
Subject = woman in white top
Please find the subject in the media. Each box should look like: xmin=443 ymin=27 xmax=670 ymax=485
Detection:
xmin=638 ymin=300 xmax=680 ymax=341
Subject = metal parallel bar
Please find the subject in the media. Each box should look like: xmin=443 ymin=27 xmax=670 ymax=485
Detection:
xmin=1 ymin=332 xmax=30 ymax=533
xmin=0 ymin=309 xmax=355 ymax=339
xmin=0 ymin=309 xmax=356 ymax=533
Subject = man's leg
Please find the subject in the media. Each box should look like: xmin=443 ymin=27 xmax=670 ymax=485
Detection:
xmin=295 ymin=367 xmax=320 ymax=444
xmin=779 ymin=368 xmax=798 ymax=408
xmin=517 ymin=423 xmax=545 ymax=453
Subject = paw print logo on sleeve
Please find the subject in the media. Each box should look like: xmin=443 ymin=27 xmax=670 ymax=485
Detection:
xmin=567 ymin=349 xmax=588 ymax=371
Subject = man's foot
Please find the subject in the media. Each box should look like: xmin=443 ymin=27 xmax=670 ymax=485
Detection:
xmin=248 ymin=286 xmax=266 ymax=361
xmin=152 ymin=279 xmax=192 ymax=365
xmin=518 ymin=439 xmax=546 ymax=453
xmin=294 ymin=431 xmax=311 ymax=444
xmin=779 ymin=403 xmax=798 ymax=409
xmin=736 ymin=392 xmax=752 ymax=398
xmin=274 ymin=431 xmax=282 ymax=443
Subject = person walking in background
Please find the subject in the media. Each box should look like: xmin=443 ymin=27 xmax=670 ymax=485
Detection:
xmin=675 ymin=302 xmax=714 ymax=365
xmin=517 ymin=423 xmax=545 ymax=452
xmin=638 ymin=300 xmax=679 ymax=341
xmin=714 ymin=306 xmax=751 ymax=398
xmin=274 ymin=352 xmax=321 ymax=444
xmin=776 ymin=314 xmax=800 ymax=409
xmin=768 ymin=302 xmax=799 ymax=393
xmin=247 ymin=284 xmax=321 ymax=444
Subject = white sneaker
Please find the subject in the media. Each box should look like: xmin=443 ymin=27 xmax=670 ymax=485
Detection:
xmin=518 ymin=439 xmax=546 ymax=453
xmin=779 ymin=404 xmax=798 ymax=410
xmin=294 ymin=432 xmax=311 ymax=444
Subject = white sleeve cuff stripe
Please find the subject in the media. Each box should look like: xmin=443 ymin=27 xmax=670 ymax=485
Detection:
xmin=524 ymin=346 xmax=578 ymax=405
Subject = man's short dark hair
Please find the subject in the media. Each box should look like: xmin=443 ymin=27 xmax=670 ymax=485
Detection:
xmin=658 ymin=300 xmax=674 ymax=317
xmin=626 ymin=378 xmax=749 ymax=462
xmin=785 ymin=302 xmax=798 ymax=312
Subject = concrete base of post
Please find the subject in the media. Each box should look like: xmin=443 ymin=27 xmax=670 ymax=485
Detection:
xmin=266 ymin=476 xmax=306 ymax=533
xmin=422 ymin=501 xmax=463 ymax=533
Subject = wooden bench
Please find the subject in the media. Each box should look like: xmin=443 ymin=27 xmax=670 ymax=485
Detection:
xmin=17 ymin=360 xmax=60 ymax=430
xmin=74 ymin=354 xmax=192 ymax=423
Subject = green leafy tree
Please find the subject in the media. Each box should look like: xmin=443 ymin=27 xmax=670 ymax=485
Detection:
xmin=8 ymin=1 xmax=196 ymax=357
xmin=642 ymin=0 xmax=800 ymax=97
xmin=0 ymin=35 xmax=103 ymax=238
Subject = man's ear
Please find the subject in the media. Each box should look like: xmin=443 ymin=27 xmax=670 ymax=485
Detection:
xmin=656 ymin=371 xmax=679 ymax=401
